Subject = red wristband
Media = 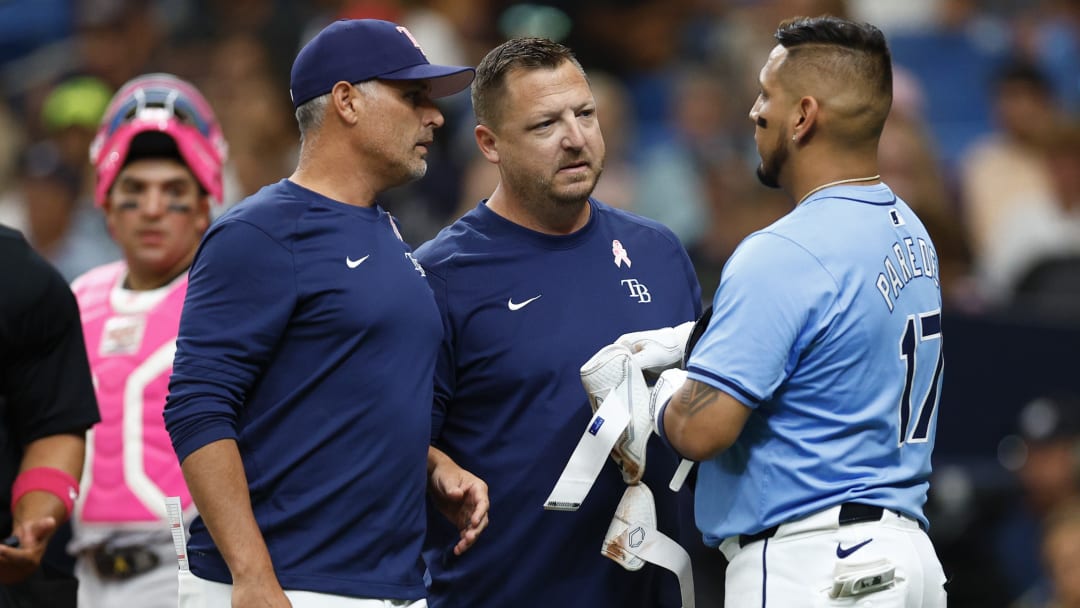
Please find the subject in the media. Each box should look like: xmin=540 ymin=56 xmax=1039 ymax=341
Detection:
xmin=11 ymin=467 xmax=79 ymax=517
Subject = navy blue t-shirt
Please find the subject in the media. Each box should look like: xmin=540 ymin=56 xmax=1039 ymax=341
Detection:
xmin=415 ymin=199 xmax=701 ymax=607
xmin=165 ymin=180 xmax=441 ymax=600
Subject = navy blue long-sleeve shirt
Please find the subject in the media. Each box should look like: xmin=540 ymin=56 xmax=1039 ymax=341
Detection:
xmin=165 ymin=180 xmax=441 ymax=600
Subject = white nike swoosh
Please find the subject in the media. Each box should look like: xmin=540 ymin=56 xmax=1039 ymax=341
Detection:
xmin=346 ymin=255 xmax=370 ymax=269
xmin=508 ymin=295 xmax=542 ymax=311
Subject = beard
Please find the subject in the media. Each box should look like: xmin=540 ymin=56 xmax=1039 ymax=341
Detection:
xmin=755 ymin=129 xmax=789 ymax=189
xmin=507 ymin=157 xmax=603 ymax=209
xmin=755 ymin=163 xmax=780 ymax=189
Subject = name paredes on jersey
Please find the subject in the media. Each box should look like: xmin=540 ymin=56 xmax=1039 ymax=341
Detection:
xmin=874 ymin=236 xmax=938 ymax=312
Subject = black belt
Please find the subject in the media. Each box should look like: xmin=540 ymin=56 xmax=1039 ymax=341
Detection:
xmin=87 ymin=545 xmax=161 ymax=580
xmin=738 ymin=503 xmax=885 ymax=548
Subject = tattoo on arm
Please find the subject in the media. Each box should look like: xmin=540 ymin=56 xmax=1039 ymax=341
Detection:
xmin=674 ymin=382 xmax=716 ymax=418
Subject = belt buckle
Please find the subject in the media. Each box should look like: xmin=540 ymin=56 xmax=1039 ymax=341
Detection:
xmin=91 ymin=546 xmax=160 ymax=581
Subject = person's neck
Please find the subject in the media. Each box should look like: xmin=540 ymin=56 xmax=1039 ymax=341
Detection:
xmin=289 ymin=165 xmax=379 ymax=208
xmin=125 ymin=264 xmax=190 ymax=291
xmin=290 ymin=140 xmax=379 ymax=207
xmin=485 ymin=185 xmax=590 ymax=235
xmin=787 ymin=156 xmax=881 ymax=205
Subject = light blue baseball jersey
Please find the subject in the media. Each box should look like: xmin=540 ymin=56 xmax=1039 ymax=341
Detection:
xmin=686 ymin=183 xmax=943 ymax=546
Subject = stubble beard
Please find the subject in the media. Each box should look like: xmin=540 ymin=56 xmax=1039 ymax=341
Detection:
xmin=549 ymin=164 xmax=602 ymax=207
xmin=390 ymin=157 xmax=427 ymax=188
xmin=507 ymin=159 xmax=603 ymax=213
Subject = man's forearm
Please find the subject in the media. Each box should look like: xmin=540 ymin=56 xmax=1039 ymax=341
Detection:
xmin=180 ymin=439 xmax=278 ymax=584
xmin=663 ymin=379 xmax=751 ymax=462
xmin=13 ymin=433 xmax=85 ymax=526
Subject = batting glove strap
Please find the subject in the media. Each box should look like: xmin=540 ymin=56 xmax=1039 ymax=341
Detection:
xmin=602 ymin=483 xmax=657 ymax=571
xmin=651 ymin=368 xmax=687 ymax=449
xmin=580 ymin=343 xmax=653 ymax=484
xmin=602 ymin=482 xmax=697 ymax=607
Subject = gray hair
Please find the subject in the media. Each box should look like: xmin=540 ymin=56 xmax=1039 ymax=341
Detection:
xmin=295 ymin=93 xmax=329 ymax=140
xmin=294 ymin=80 xmax=381 ymax=141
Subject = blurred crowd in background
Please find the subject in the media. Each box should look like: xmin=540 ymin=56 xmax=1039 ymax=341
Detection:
xmin=1 ymin=0 xmax=1079 ymax=606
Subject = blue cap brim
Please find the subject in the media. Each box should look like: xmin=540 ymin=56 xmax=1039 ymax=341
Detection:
xmin=378 ymin=64 xmax=476 ymax=98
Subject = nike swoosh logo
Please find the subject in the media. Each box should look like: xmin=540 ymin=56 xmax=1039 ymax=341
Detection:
xmin=346 ymin=255 xmax=370 ymax=269
xmin=507 ymin=295 xmax=542 ymax=311
xmin=836 ymin=538 xmax=873 ymax=559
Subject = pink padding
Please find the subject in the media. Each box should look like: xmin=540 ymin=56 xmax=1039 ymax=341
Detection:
xmin=11 ymin=467 xmax=79 ymax=517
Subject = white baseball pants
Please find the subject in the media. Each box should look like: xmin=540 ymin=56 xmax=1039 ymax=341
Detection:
xmin=177 ymin=569 xmax=427 ymax=608
xmin=718 ymin=504 xmax=947 ymax=607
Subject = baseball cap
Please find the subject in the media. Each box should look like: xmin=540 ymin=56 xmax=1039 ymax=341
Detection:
xmin=289 ymin=19 xmax=475 ymax=108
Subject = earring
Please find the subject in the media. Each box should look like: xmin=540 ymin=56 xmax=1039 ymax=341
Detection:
xmin=792 ymin=135 xmax=798 ymax=142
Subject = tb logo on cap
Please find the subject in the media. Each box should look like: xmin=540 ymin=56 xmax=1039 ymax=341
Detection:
xmin=396 ymin=26 xmax=428 ymax=59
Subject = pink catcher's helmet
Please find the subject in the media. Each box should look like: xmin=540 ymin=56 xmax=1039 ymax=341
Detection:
xmin=90 ymin=73 xmax=227 ymax=207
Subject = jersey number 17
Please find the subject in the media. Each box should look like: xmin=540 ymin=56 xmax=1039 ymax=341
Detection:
xmin=897 ymin=311 xmax=943 ymax=446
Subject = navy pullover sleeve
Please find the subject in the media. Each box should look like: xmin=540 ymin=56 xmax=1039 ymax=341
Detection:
xmin=165 ymin=219 xmax=296 ymax=462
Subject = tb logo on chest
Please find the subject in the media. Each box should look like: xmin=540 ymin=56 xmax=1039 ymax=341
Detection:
xmin=621 ymin=279 xmax=651 ymax=304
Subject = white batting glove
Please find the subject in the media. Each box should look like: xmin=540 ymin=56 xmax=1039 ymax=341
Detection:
xmin=602 ymin=482 xmax=698 ymax=607
xmin=615 ymin=322 xmax=695 ymax=381
xmin=601 ymin=483 xmax=657 ymax=571
xmin=580 ymin=343 xmax=653 ymax=484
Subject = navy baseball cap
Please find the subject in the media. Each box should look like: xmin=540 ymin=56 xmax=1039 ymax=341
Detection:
xmin=289 ymin=19 xmax=475 ymax=108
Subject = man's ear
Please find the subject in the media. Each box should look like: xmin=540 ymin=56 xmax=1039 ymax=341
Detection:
xmin=474 ymin=124 xmax=499 ymax=164
xmin=331 ymin=81 xmax=361 ymax=125
xmin=792 ymin=95 xmax=819 ymax=143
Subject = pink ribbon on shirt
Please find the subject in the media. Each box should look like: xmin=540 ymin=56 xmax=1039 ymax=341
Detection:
xmin=612 ymin=240 xmax=632 ymax=268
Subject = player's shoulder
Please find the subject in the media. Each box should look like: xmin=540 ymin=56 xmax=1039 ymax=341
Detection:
xmin=0 ymin=227 xmax=79 ymax=336
xmin=593 ymin=200 xmax=685 ymax=251
xmin=413 ymin=206 xmax=491 ymax=272
xmin=71 ymin=260 xmax=126 ymax=294
xmin=726 ymin=222 xmax=828 ymax=284
xmin=0 ymin=224 xmax=71 ymax=302
xmin=0 ymin=226 xmax=44 ymax=318
xmin=205 ymin=179 xmax=317 ymax=252
xmin=0 ymin=223 xmax=24 ymax=246
xmin=70 ymin=260 xmax=126 ymax=306
xmin=0 ymin=224 xmax=33 ymax=270
xmin=216 ymin=180 xmax=302 ymax=226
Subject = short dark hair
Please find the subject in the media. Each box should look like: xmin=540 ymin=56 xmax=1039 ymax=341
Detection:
xmin=472 ymin=37 xmax=583 ymax=127
xmin=775 ymin=16 xmax=893 ymax=138
xmin=124 ymin=131 xmax=185 ymax=167
xmin=776 ymin=16 xmax=892 ymax=96
xmin=121 ymin=132 xmax=204 ymax=196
